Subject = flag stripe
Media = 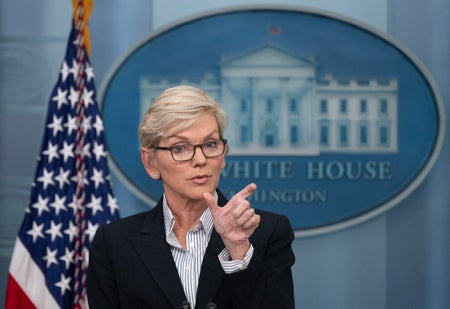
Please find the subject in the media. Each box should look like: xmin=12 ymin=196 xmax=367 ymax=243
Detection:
xmin=5 ymin=275 xmax=36 ymax=309
xmin=8 ymin=239 xmax=59 ymax=309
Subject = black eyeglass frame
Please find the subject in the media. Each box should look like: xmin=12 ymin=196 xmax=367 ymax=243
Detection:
xmin=153 ymin=139 xmax=228 ymax=162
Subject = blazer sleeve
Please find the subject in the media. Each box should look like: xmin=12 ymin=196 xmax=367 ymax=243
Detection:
xmin=220 ymin=213 xmax=296 ymax=309
xmin=87 ymin=225 xmax=121 ymax=309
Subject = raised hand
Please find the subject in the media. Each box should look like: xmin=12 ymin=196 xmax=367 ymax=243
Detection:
xmin=203 ymin=183 xmax=260 ymax=260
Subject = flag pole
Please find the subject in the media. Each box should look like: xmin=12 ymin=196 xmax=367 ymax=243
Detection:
xmin=73 ymin=0 xmax=92 ymax=58
xmin=72 ymin=0 xmax=90 ymax=306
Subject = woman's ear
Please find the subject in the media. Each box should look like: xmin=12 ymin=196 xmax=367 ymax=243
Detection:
xmin=141 ymin=147 xmax=159 ymax=180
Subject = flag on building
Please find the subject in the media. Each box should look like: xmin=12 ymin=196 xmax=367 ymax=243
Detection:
xmin=5 ymin=0 xmax=120 ymax=308
xmin=267 ymin=24 xmax=281 ymax=36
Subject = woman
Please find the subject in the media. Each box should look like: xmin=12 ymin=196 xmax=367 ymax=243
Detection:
xmin=87 ymin=85 xmax=295 ymax=308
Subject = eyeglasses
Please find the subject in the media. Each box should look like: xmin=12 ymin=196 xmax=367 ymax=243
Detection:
xmin=153 ymin=139 xmax=227 ymax=162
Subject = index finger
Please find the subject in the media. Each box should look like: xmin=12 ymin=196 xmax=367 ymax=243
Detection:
xmin=234 ymin=183 xmax=257 ymax=201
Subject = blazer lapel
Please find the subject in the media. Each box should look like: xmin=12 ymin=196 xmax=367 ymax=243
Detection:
xmin=195 ymin=189 xmax=229 ymax=306
xmin=130 ymin=203 xmax=187 ymax=308
xmin=195 ymin=228 xmax=226 ymax=307
xmin=129 ymin=191 xmax=229 ymax=308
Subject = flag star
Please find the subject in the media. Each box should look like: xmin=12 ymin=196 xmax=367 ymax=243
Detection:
xmin=47 ymin=115 xmax=64 ymax=137
xmin=93 ymin=115 xmax=104 ymax=136
xmin=60 ymin=61 xmax=70 ymax=82
xmin=82 ymin=87 xmax=95 ymax=107
xmin=54 ymin=168 xmax=71 ymax=190
xmin=41 ymin=142 xmax=59 ymax=163
xmin=60 ymin=247 xmax=74 ymax=270
xmin=64 ymin=114 xmax=78 ymax=135
xmin=51 ymin=87 xmax=68 ymax=109
xmin=84 ymin=221 xmax=99 ymax=242
xmin=70 ymin=59 xmax=79 ymax=80
xmin=67 ymin=195 xmax=80 ymax=215
xmin=54 ymin=274 xmax=71 ymax=295
xmin=86 ymin=194 xmax=103 ymax=215
xmin=107 ymin=194 xmax=119 ymax=215
xmin=64 ymin=221 xmax=79 ymax=242
xmin=50 ymin=194 xmax=67 ymax=215
xmin=26 ymin=221 xmax=45 ymax=243
xmin=32 ymin=195 xmax=50 ymax=216
xmin=42 ymin=247 xmax=58 ymax=268
xmin=45 ymin=221 xmax=63 ymax=242
xmin=90 ymin=168 xmax=105 ymax=189
xmin=85 ymin=63 xmax=95 ymax=82
xmin=68 ymin=86 xmax=80 ymax=108
xmin=37 ymin=168 xmax=55 ymax=190
xmin=93 ymin=141 xmax=107 ymax=161
xmin=59 ymin=141 xmax=75 ymax=162
xmin=81 ymin=115 xmax=92 ymax=134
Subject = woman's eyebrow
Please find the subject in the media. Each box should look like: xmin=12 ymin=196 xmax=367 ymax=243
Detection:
xmin=168 ymin=130 xmax=220 ymax=142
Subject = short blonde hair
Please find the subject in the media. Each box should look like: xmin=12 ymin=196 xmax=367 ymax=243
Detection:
xmin=138 ymin=85 xmax=228 ymax=149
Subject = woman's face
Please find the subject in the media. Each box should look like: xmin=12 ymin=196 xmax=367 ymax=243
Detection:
xmin=142 ymin=112 xmax=226 ymax=205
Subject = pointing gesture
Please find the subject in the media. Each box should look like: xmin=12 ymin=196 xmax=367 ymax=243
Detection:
xmin=203 ymin=183 xmax=260 ymax=260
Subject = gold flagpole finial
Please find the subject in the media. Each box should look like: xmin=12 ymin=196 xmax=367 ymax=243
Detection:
xmin=72 ymin=0 xmax=93 ymax=58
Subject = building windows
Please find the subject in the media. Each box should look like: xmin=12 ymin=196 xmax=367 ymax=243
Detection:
xmin=379 ymin=126 xmax=389 ymax=146
xmin=337 ymin=121 xmax=350 ymax=147
xmin=360 ymin=99 xmax=367 ymax=114
xmin=320 ymin=99 xmax=328 ymax=114
xmin=289 ymin=99 xmax=298 ymax=113
xmin=265 ymin=134 xmax=275 ymax=146
xmin=240 ymin=125 xmax=249 ymax=144
xmin=266 ymin=99 xmax=274 ymax=113
xmin=240 ymin=99 xmax=248 ymax=112
xmin=340 ymin=99 xmax=348 ymax=114
xmin=319 ymin=120 xmax=330 ymax=146
xmin=212 ymin=81 xmax=395 ymax=154
xmin=358 ymin=121 xmax=369 ymax=146
xmin=379 ymin=99 xmax=388 ymax=115
xmin=290 ymin=125 xmax=299 ymax=144
xmin=377 ymin=121 xmax=391 ymax=147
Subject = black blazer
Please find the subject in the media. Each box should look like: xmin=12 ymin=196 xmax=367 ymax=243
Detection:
xmin=87 ymin=190 xmax=295 ymax=309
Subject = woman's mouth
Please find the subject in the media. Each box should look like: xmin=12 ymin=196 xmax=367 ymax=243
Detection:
xmin=191 ymin=175 xmax=209 ymax=184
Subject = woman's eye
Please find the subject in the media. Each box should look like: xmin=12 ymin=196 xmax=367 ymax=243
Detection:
xmin=204 ymin=140 xmax=218 ymax=149
xmin=172 ymin=144 xmax=188 ymax=153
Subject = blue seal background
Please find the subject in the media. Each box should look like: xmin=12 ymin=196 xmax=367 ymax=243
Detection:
xmin=101 ymin=8 xmax=441 ymax=231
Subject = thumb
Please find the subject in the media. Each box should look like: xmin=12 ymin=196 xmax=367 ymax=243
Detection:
xmin=203 ymin=192 xmax=220 ymax=214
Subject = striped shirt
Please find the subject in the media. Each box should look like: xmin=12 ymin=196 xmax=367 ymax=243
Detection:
xmin=163 ymin=194 xmax=253 ymax=308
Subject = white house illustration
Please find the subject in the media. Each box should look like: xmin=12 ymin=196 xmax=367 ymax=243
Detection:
xmin=140 ymin=45 xmax=398 ymax=155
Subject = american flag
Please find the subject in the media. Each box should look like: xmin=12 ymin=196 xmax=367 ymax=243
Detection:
xmin=5 ymin=1 xmax=120 ymax=308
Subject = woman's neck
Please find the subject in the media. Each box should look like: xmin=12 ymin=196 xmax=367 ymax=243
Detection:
xmin=166 ymin=196 xmax=207 ymax=247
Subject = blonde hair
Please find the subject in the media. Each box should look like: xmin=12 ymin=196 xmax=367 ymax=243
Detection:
xmin=138 ymin=85 xmax=228 ymax=149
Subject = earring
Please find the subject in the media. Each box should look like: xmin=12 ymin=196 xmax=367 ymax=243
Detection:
xmin=153 ymin=173 xmax=158 ymax=177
